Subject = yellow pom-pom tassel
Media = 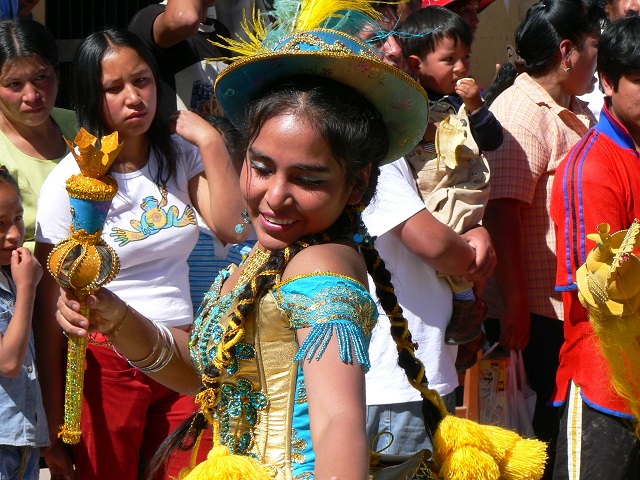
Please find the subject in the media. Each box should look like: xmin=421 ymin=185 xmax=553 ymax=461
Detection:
xmin=439 ymin=446 xmax=500 ymax=480
xmin=501 ymin=438 xmax=548 ymax=480
xmin=179 ymin=445 xmax=273 ymax=480
xmin=434 ymin=416 xmax=500 ymax=480
xmin=433 ymin=415 xmax=492 ymax=460
xmin=479 ymin=424 xmax=521 ymax=463
xmin=433 ymin=416 xmax=548 ymax=480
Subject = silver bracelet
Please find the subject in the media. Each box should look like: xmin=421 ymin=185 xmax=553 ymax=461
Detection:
xmin=126 ymin=319 xmax=161 ymax=366
xmin=128 ymin=323 xmax=175 ymax=373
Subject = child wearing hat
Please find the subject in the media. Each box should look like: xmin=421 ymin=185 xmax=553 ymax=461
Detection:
xmin=401 ymin=6 xmax=503 ymax=368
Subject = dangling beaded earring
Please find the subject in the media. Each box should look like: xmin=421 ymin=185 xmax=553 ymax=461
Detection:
xmin=235 ymin=210 xmax=251 ymax=234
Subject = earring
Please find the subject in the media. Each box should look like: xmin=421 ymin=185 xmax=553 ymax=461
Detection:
xmin=235 ymin=210 xmax=251 ymax=234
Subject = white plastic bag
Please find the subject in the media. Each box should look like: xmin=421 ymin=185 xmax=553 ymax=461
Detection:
xmin=507 ymin=349 xmax=536 ymax=437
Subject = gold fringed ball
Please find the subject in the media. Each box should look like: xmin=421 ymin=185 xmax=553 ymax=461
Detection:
xmin=48 ymin=230 xmax=120 ymax=295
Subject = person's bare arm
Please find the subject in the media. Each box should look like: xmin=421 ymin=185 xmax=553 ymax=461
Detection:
xmin=0 ymin=248 xmax=41 ymax=377
xmin=285 ymin=245 xmax=369 ymax=479
xmin=173 ymin=110 xmax=249 ymax=245
xmin=392 ymin=208 xmax=476 ymax=276
xmin=56 ymin=287 xmax=202 ymax=395
xmin=301 ymin=328 xmax=369 ymax=480
xmin=153 ymin=0 xmax=206 ymax=48
xmin=18 ymin=0 xmax=39 ymax=17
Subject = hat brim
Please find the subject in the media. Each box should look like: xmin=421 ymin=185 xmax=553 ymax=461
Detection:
xmin=214 ymin=31 xmax=428 ymax=165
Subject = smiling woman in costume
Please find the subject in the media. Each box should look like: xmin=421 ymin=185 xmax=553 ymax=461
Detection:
xmin=52 ymin=2 xmax=429 ymax=477
xmin=52 ymin=2 xmax=545 ymax=479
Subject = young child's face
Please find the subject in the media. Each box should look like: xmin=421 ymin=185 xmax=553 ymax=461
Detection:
xmin=0 ymin=183 xmax=24 ymax=266
xmin=409 ymin=36 xmax=471 ymax=95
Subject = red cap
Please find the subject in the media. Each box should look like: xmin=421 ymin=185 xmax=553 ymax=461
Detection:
xmin=421 ymin=0 xmax=496 ymax=13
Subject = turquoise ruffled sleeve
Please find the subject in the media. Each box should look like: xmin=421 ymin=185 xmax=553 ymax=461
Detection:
xmin=274 ymin=273 xmax=378 ymax=371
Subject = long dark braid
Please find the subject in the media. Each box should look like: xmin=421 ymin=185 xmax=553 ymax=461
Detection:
xmin=361 ymin=239 xmax=449 ymax=443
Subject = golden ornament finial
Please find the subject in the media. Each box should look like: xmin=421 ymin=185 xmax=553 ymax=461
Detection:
xmin=65 ymin=128 xmax=123 ymax=179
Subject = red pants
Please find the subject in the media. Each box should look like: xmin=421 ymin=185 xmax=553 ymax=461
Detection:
xmin=72 ymin=344 xmax=211 ymax=480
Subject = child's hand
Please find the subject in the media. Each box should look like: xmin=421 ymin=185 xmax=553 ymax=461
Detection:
xmin=455 ymin=78 xmax=483 ymax=113
xmin=11 ymin=247 xmax=42 ymax=293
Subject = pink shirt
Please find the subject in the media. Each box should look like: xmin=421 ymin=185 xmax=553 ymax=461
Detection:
xmin=485 ymin=73 xmax=595 ymax=319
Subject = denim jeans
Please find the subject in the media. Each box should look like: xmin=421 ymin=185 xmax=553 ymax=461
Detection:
xmin=0 ymin=446 xmax=40 ymax=480
xmin=366 ymin=392 xmax=456 ymax=457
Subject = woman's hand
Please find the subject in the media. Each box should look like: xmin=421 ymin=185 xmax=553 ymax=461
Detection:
xmin=43 ymin=439 xmax=76 ymax=480
xmin=55 ymin=288 xmax=128 ymax=338
xmin=169 ymin=110 xmax=222 ymax=150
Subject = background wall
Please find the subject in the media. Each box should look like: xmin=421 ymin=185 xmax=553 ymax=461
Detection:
xmin=464 ymin=0 xmax=536 ymax=88
xmin=38 ymin=0 xmax=536 ymax=106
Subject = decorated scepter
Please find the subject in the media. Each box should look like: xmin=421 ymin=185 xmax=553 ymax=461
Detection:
xmin=47 ymin=128 xmax=122 ymax=444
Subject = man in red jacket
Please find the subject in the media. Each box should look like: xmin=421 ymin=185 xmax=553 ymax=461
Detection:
xmin=551 ymin=14 xmax=640 ymax=480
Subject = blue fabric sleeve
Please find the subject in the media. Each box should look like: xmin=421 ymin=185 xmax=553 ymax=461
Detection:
xmin=275 ymin=274 xmax=378 ymax=371
xmin=468 ymin=103 xmax=504 ymax=151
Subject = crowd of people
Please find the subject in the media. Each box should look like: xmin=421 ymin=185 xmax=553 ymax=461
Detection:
xmin=0 ymin=0 xmax=639 ymax=479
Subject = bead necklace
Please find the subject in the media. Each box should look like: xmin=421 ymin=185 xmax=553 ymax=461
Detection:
xmin=236 ymin=247 xmax=271 ymax=287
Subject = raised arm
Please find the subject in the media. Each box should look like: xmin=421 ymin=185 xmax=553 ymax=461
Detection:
xmin=172 ymin=109 xmax=249 ymax=244
xmin=153 ymin=0 xmax=208 ymax=48
xmin=0 ymin=248 xmax=41 ymax=377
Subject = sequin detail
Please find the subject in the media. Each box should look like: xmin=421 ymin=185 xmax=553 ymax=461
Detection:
xmin=291 ymin=428 xmax=308 ymax=464
xmin=276 ymin=275 xmax=377 ymax=371
xmin=295 ymin=376 xmax=307 ymax=404
xmin=215 ymin=378 xmax=268 ymax=454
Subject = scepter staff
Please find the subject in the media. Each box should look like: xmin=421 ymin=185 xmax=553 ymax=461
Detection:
xmin=48 ymin=128 xmax=122 ymax=444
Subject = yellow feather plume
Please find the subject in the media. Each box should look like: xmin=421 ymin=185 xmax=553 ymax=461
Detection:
xmin=209 ymin=0 xmax=383 ymax=60
xmin=295 ymin=0 xmax=382 ymax=30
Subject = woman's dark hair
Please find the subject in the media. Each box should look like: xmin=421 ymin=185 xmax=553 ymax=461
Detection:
xmin=401 ymin=6 xmax=472 ymax=60
xmin=239 ymin=75 xmax=389 ymax=206
xmin=485 ymin=0 xmax=605 ymax=105
xmin=0 ymin=17 xmax=59 ymax=73
xmin=71 ymin=28 xmax=176 ymax=185
xmin=598 ymin=13 xmax=640 ymax=91
xmin=0 ymin=166 xmax=21 ymax=199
